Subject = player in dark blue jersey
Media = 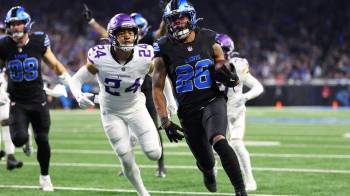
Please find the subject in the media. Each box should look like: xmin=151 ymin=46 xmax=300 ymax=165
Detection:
xmin=152 ymin=1 xmax=247 ymax=195
xmin=0 ymin=6 xmax=72 ymax=191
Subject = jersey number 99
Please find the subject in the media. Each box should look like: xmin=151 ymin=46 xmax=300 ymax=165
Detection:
xmin=8 ymin=58 xmax=39 ymax=82
xmin=175 ymin=59 xmax=212 ymax=93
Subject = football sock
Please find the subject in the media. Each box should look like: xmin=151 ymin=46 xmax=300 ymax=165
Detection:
xmin=213 ymin=139 xmax=245 ymax=192
xmin=119 ymin=151 xmax=149 ymax=196
xmin=231 ymin=139 xmax=255 ymax=184
xmin=36 ymin=139 xmax=51 ymax=175
xmin=2 ymin=126 xmax=15 ymax=154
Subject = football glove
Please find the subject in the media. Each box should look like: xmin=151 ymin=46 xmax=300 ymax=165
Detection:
xmin=44 ymin=84 xmax=68 ymax=98
xmin=214 ymin=63 xmax=239 ymax=88
xmin=160 ymin=118 xmax=184 ymax=143
xmin=82 ymin=4 xmax=93 ymax=23
xmin=76 ymin=92 xmax=95 ymax=109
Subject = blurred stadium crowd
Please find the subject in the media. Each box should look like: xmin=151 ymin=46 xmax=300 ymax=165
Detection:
xmin=1 ymin=0 xmax=349 ymax=83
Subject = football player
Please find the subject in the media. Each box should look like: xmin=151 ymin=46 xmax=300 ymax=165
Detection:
xmin=0 ymin=69 xmax=23 ymax=169
xmin=216 ymin=33 xmax=264 ymax=191
xmin=70 ymin=13 xmax=163 ymax=196
xmin=0 ymin=6 xmax=72 ymax=191
xmin=152 ymin=0 xmax=247 ymax=195
xmin=82 ymin=5 xmax=176 ymax=178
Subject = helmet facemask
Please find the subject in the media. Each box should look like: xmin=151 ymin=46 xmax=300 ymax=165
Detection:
xmin=163 ymin=0 xmax=197 ymax=40
xmin=113 ymin=27 xmax=138 ymax=52
xmin=167 ymin=13 xmax=192 ymax=40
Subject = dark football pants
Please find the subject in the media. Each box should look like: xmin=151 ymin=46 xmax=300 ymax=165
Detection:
xmin=9 ymin=102 xmax=51 ymax=175
xmin=179 ymin=97 xmax=227 ymax=173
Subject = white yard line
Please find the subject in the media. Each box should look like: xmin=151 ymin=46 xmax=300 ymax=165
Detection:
xmin=1 ymin=162 xmax=349 ymax=174
xmin=0 ymin=184 xmax=297 ymax=196
xmin=18 ymin=149 xmax=350 ymax=159
xmin=344 ymin=133 xmax=350 ymax=138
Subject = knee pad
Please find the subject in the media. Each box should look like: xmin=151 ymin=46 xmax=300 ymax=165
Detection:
xmin=145 ymin=148 xmax=161 ymax=161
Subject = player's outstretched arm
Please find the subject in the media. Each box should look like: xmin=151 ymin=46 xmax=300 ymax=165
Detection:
xmin=70 ymin=60 xmax=97 ymax=109
xmin=43 ymin=47 xmax=72 ymax=86
xmin=242 ymin=73 xmax=264 ymax=101
xmin=82 ymin=4 xmax=108 ymax=38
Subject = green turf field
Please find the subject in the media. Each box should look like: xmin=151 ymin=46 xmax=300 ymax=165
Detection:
xmin=0 ymin=107 xmax=349 ymax=196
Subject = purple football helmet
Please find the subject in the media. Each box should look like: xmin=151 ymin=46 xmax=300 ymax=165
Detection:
xmin=216 ymin=33 xmax=235 ymax=58
xmin=107 ymin=13 xmax=138 ymax=52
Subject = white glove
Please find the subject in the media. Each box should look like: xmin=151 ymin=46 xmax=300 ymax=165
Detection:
xmin=233 ymin=94 xmax=248 ymax=108
xmin=76 ymin=92 xmax=95 ymax=109
xmin=0 ymin=92 xmax=10 ymax=106
xmin=44 ymin=84 xmax=68 ymax=98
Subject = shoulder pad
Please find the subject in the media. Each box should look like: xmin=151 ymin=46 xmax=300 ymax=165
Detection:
xmin=87 ymin=45 xmax=109 ymax=64
xmin=135 ymin=44 xmax=154 ymax=58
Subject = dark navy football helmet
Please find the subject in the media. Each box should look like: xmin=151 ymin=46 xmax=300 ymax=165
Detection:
xmin=163 ymin=0 xmax=197 ymax=40
xmin=107 ymin=13 xmax=139 ymax=52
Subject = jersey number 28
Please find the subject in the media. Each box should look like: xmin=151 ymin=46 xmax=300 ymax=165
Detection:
xmin=175 ymin=59 xmax=213 ymax=93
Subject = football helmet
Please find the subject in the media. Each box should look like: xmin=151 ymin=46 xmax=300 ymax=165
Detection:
xmin=216 ymin=34 xmax=235 ymax=59
xmin=130 ymin=12 xmax=150 ymax=41
xmin=107 ymin=13 xmax=138 ymax=52
xmin=4 ymin=6 xmax=33 ymax=39
xmin=163 ymin=0 xmax=197 ymax=40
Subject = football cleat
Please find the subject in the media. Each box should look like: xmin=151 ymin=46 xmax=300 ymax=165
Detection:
xmin=23 ymin=142 xmax=33 ymax=157
xmin=235 ymin=190 xmax=248 ymax=196
xmin=246 ymin=179 xmax=257 ymax=192
xmin=39 ymin=175 xmax=54 ymax=191
xmin=202 ymin=170 xmax=217 ymax=192
xmin=0 ymin=150 xmax=5 ymax=160
xmin=118 ymin=170 xmax=125 ymax=177
xmin=155 ymin=168 xmax=166 ymax=178
xmin=6 ymin=156 xmax=23 ymax=170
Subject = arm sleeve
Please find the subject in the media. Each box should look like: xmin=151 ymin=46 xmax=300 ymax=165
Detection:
xmin=242 ymin=73 xmax=264 ymax=100
xmin=70 ymin=66 xmax=95 ymax=98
